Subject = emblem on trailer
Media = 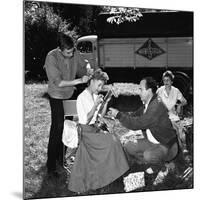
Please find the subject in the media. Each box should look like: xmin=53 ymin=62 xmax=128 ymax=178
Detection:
xmin=135 ymin=38 xmax=165 ymax=60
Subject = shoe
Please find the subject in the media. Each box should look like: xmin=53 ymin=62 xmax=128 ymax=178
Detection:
xmin=153 ymin=168 xmax=169 ymax=185
xmin=165 ymin=162 xmax=175 ymax=172
xmin=146 ymin=167 xmax=154 ymax=174
xmin=144 ymin=169 xmax=157 ymax=187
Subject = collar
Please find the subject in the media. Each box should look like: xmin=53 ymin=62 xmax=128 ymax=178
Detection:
xmin=56 ymin=47 xmax=76 ymax=60
xmin=144 ymin=94 xmax=157 ymax=109
xmin=56 ymin=47 xmax=64 ymax=60
xmin=144 ymin=100 xmax=150 ymax=110
xmin=164 ymin=85 xmax=174 ymax=97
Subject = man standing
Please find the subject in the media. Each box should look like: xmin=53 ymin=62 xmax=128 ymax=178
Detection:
xmin=109 ymin=77 xmax=178 ymax=166
xmin=44 ymin=32 xmax=91 ymax=177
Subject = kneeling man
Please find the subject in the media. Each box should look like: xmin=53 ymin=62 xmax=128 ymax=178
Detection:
xmin=109 ymin=77 xmax=178 ymax=165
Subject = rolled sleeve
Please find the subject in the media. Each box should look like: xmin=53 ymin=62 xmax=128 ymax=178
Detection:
xmin=177 ymin=88 xmax=183 ymax=100
xmin=44 ymin=55 xmax=62 ymax=86
xmin=176 ymin=88 xmax=187 ymax=104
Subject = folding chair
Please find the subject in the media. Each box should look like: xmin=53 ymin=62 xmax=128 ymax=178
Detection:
xmin=63 ymin=100 xmax=78 ymax=120
xmin=62 ymin=100 xmax=78 ymax=172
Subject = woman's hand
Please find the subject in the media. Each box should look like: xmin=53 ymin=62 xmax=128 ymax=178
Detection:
xmin=176 ymin=104 xmax=183 ymax=115
xmin=157 ymin=95 xmax=162 ymax=102
xmin=94 ymin=94 xmax=104 ymax=108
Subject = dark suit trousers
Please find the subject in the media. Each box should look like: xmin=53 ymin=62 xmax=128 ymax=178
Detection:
xmin=124 ymin=138 xmax=168 ymax=165
xmin=47 ymin=97 xmax=64 ymax=172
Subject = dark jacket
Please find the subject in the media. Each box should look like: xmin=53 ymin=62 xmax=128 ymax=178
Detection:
xmin=116 ymin=94 xmax=177 ymax=148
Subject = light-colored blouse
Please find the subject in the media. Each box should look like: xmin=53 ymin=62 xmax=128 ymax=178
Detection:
xmin=76 ymin=89 xmax=100 ymax=124
xmin=157 ymin=85 xmax=186 ymax=121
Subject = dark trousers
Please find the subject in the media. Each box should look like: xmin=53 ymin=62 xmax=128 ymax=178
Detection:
xmin=124 ymin=138 xmax=168 ymax=165
xmin=47 ymin=97 xmax=64 ymax=172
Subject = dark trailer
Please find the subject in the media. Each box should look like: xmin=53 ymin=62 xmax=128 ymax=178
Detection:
xmin=97 ymin=11 xmax=193 ymax=38
xmin=77 ymin=11 xmax=193 ymax=97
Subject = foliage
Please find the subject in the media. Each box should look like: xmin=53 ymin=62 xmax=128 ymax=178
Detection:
xmin=24 ymin=1 xmax=170 ymax=81
xmin=51 ymin=4 xmax=103 ymax=35
xmin=24 ymin=1 xmax=105 ymax=81
xmin=103 ymin=6 xmax=172 ymax=25
xmin=103 ymin=7 xmax=143 ymax=24
xmin=24 ymin=1 xmax=79 ymax=80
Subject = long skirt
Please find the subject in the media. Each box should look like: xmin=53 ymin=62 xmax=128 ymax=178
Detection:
xmin=68 ymin=124 xmax=129 ymax=193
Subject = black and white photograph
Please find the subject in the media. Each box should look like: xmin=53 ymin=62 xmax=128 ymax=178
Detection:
xmin=14 ymin=0 xmax=198 ymax=199
xmin=23 ymin=0 xmax=195 ymax=199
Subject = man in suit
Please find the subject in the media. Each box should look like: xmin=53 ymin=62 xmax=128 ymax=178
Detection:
xmin=109 ymin=77 xmax=178 ymax=165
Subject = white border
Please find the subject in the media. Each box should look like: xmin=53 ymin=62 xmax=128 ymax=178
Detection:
xmin=1 ymin=0 xmax=199 ymax=200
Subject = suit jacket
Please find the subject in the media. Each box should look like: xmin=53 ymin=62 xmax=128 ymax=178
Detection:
xmin=116 ymin=94 xmax=177 ymax=148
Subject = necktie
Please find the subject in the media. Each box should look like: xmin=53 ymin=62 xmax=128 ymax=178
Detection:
xmin=142 ymin=104 xmax=147 ymax=138
xmin=143 ymin=104 xmax=147 ymax=113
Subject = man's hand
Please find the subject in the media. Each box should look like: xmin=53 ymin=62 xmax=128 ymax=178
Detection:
xmin=86 ymin=67 xmax=94 ymax=77
xmin=108 ymin=107 xmax=119 ymax=118
xmin=81 ymin=75 xmax=90 ymax=83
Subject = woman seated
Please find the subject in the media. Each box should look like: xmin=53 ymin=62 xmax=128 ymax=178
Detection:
xmin=157 ymin=70 xmax=187 ymax=122
xmin=68 ymin=69 xmax=129 ymax=193
xmin=157 ymin=70 xmax=187 ymax=144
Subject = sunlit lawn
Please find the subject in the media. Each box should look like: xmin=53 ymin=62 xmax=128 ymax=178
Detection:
xmin=24 ymin=83 xmax=50 ymax=199
xmin=24 ymin=83 xmax=125 ymax=199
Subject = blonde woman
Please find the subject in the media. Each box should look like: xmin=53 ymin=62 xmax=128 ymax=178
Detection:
xmin=157 ymin=70 xmax=187 ymax=145
xmin=68 ymin=69 xmax=129 ymax=193
xmin=157 ymin=70 xmax=187 ymax=122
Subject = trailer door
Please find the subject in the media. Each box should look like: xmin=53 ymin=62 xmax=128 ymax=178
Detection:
xmin=99 ymin=39 xmax=135 ymax=68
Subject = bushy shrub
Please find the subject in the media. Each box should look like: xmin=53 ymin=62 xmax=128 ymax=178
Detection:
xmin=24 ymin=1 xmax=78 ymax=82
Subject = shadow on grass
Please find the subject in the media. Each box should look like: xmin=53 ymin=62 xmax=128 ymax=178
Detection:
xmin=29 ymin=129 xmax=193 ymax=199
xmin=31 ymin=165 xmax=76 ymax=199
xmin=30 ymin=164 xmax=127 ymax=199
xmin=30 ymin=157 xmax=193 ymax=200
xmin=41 ymin=92 xmax=50 ymax=100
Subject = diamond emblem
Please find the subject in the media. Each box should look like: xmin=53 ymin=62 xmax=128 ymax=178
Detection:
xmin=135 ymin=38 xmax=165 ymax=60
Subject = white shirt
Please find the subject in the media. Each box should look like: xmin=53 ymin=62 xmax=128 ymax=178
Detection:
xmin=76 ymin=89 xmax=99 ymax=124
xmin=157 ymin=86 xmax=185 ymax=121
xmin=146 ymin=129 xmax=160 ymax=144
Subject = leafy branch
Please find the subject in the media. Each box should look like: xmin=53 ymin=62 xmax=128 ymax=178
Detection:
xmin=104 ymin=7 xmax=143 ymax=24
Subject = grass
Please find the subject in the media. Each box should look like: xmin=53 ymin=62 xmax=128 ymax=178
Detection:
xmin=24 ymin=83 xmax=193 ymax=199
xmin=24 ymin=84 xmax=50 ymax=199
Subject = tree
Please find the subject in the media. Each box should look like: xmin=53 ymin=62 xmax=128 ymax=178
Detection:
xmin=50 ymin=3 xmax=103 ymax=35
xmin=103 ymin=6 xmax=143 ymax=24
xmin=24 ymin=1 xmax=78 ymax=81
xmin=102 ymin=6 xmax=171 ymax=25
